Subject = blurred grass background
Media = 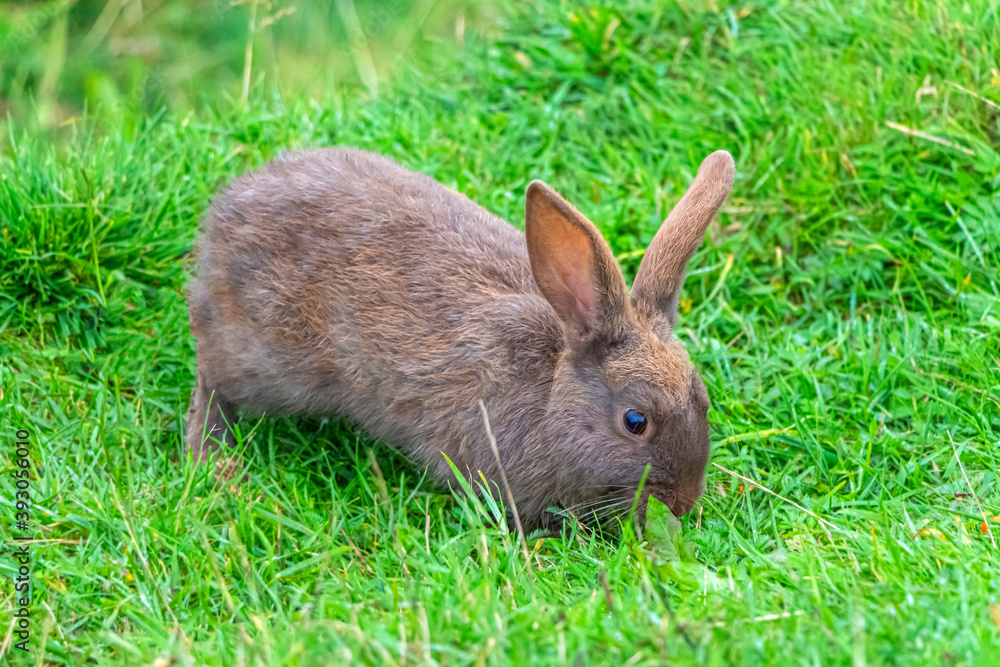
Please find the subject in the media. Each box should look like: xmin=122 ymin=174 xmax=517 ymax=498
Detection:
xmin=0 ymin=0 xmax=496 ymax=131
xmin=1 ymin=1 xmax=1000 ymax=665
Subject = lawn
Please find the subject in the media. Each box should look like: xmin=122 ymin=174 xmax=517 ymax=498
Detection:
xmin=1 ymin=0 xmax=999 ymax=665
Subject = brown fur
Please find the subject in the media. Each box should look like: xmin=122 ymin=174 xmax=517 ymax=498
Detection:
xmin=186 ymin=147 xmax=735 ymax=529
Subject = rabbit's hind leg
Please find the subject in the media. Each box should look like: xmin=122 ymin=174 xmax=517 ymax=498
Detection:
xmin=185 ymin=368 xmax=236 ymax=465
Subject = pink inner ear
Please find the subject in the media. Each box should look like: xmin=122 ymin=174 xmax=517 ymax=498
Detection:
xmin=559 ymin=267 xmax=596 ymax=329
xmin=540 ymin=221 xmax=597 ymax=330
xmin=526 ymin=180 xmax=614 ymax=335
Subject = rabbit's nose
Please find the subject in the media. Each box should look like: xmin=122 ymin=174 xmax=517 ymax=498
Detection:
xmin=658 ymin=488 xmax=695 ymax=517
xmin=667 ymin=495 xmax=694 ymax=517
xmin=665 ymin=476 xmax=705 ymax=517
xmin=659 ymin=490 xmax=678 ymax=516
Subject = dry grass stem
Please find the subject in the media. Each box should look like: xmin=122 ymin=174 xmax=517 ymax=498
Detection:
xmin=479 ymin=400 xmax=531 ymax=565
xmin=885 ymin=121 xmax=975 ymax=155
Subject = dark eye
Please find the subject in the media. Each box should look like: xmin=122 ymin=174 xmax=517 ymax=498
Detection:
xmin=623 ymin=408 xmax=647 ymax=435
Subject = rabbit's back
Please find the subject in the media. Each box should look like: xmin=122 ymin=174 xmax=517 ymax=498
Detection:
xmin=189 ymin=148 xmax=560 ymax=472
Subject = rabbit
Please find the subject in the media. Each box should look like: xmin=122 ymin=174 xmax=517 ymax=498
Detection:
xmin=185 ymin=146 xmax=734 ymax=530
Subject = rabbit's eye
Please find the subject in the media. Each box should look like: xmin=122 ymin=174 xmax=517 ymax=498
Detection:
xmin=623 ymin=409 xmax=647 ymax=435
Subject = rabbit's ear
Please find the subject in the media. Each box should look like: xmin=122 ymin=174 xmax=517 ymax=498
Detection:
xmin=631 ymin=150 xmax=734 ymax=332
xmin=525 ymin=180 xmax=627 ymax=341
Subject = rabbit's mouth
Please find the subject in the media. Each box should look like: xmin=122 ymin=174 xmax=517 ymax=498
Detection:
xmin=653 ymin=490 xmax=696 ymax=518
xmin=557 ymin=490 xmax=635 ymax=526
xmin=557 ymin=480 xmax=700 ymax=528
xmin=647 ymin=478 xmax=704 ymax=518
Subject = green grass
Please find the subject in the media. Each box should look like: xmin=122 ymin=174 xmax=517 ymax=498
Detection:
xmin=2 ymin=0 xmax=1000 ymax=664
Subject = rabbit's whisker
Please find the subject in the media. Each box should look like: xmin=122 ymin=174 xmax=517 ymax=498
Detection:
xmin=579 ymin=498 xmax=631 ymax=519
xmin=564 ymin=496 xmax=627 ymax=514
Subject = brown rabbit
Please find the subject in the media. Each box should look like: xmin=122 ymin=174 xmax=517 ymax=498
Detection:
xmin=186 ymin=147 xmax=734 ymax=529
